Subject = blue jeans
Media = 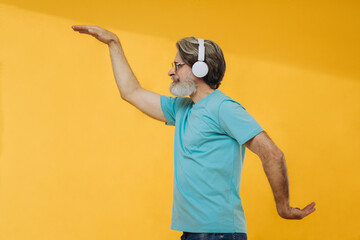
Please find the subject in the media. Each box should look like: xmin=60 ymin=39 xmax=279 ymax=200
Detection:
xmin=180 ymin=232 xmax=247 ymax=240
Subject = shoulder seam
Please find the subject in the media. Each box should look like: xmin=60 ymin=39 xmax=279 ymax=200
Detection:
xmin=217 ymin=100 xmax=230 ymax=135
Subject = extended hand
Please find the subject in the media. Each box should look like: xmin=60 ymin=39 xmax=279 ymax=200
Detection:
xmin=278 ymin=202 xmax=316 ymax=219
xmin=72 ymin=25 xmax=119 ymax=45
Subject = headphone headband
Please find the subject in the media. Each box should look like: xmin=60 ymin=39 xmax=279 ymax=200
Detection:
xmin=198 ymin=38 xmax=205 ymax=61
xmin=191 ymin=38 xmax=209 ymax=78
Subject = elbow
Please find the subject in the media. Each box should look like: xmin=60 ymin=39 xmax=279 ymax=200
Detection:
xmin=120 ymin=86 xmax=141 ymax=102
xmin=120 ymin=93 xmax=129 ymax=101
xmin=274 ymin=149 xmax=284 ymax=160
xmin=120 ymin=89 xmax=132 ymax=101
xmin=120 ymin=94 xmax=130 ymax=103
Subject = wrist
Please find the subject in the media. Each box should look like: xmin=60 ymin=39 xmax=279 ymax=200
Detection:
xmin=108 ymin=36 xmax=121 ymax=47
xmin=276 ymin=201 xmax=290 ymax=214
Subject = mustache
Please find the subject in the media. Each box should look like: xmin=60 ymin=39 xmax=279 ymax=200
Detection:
xmin=171 ymin=76 xmax=179 ymax=82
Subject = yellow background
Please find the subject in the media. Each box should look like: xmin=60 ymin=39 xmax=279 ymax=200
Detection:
xmin=1 ymin=1 xmax=359 ymax=239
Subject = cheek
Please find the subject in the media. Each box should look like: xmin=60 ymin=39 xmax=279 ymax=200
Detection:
xmin=180 ymin=71 xmax=191 ymax=81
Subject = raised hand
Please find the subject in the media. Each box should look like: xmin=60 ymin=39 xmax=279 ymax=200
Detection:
xmin=72 ymin=25 xmax=119 ymax=45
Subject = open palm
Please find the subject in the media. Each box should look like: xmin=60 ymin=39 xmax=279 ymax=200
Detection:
xmin=72 ymin=25 xmax=119 ymax=45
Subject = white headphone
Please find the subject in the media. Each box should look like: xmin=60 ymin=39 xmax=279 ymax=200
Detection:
xmin=192 ymin=38 xmax=209 ymax=78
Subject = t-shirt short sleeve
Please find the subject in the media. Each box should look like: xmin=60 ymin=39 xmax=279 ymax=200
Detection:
xmin=219 ymin=100 xmax=264 ymax=145
xmin=160 ymin=95 xmax=193 ymax=126
xmin=160 ymin=95 xmax=177 ymax=126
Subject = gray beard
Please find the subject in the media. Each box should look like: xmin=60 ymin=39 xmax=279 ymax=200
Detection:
xmin=169 ymin=73 xmax=197 ymax=97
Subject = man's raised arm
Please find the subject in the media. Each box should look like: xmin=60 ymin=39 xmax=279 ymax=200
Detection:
xmin=72 ymin=25 xmax=166 ymax=122
xmin=244 ymin=131 xmax=316 ymax=219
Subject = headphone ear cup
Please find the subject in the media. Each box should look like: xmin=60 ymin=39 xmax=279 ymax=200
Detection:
xmin=192 ymin=61 xmax=209 ymax=78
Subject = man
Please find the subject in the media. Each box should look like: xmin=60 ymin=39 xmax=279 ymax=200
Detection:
xmin=72 ymin=25 xmax=316 ymax=240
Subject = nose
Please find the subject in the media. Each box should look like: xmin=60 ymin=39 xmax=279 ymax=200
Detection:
xmin=168 ymin=67 xmax=176 ymax=76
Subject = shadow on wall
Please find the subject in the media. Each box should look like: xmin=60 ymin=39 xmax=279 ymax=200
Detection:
xmin=1 ymin=0 xmax=360 ymax=81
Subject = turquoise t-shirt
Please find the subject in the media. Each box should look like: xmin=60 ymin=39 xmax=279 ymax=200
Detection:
xmin=160 ymin=89 xmax=263 ymax=233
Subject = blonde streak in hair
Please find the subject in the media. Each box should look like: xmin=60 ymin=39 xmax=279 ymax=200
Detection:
xmin=178 ymin=37 xmax=198 ymax=55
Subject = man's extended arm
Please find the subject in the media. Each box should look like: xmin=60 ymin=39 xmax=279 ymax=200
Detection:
xmin=244 ymin=131 xmax=316 ymax=219
xmin=72 ymin=25 xmax=166 ymax=122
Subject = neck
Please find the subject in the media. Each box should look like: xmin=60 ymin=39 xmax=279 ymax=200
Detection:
xmin=190 ymin=83 xmax=216 ymax=104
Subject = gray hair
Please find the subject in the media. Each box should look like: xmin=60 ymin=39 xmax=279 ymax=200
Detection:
xmin=176 ymin=37 xmax=226 ymax=89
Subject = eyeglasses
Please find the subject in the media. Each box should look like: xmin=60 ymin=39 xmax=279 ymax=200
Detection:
xmin=172 ymin=62 xmax=186 ymax=72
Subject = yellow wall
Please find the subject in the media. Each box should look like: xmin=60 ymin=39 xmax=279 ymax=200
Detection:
xmin=0 ymin=1 xmax=359 ymax=239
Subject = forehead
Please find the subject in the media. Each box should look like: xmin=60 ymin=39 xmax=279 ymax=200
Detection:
xmin=174 ymin=52 xmax=184 ymax=62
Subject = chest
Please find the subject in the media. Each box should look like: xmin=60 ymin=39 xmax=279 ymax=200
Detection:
xmin=178 ymin=108 xmax=223 ymax=148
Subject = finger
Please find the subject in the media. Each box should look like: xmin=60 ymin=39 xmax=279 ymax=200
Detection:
xmin=77 ymin=29 xmax=96 ymax=34
xmin=75 ymin=30 xmax=88 ymax=33
xmin=72 ymin=25 xmax=96 ymax=32
xmin=300 ymin=205 xmax=316 ymax=218
xmin=72 ymin=25 xmax=86 ymax=31
xmin=301 ymin=208 xmax=316 ymax=218
xmin=74 ymin=29 xmax=98 ymax=36
xmin=72 ymin=25 xmax=88 ymax=29
xmin=74 ymin=30 xmax=91 ymax=35
xmin=302 ymin=202 xmax=316 ymax=211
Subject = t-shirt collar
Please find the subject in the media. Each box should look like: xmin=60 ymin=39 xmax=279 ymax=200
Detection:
xmin=192 ymin=89 xmax=220 ymax=109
